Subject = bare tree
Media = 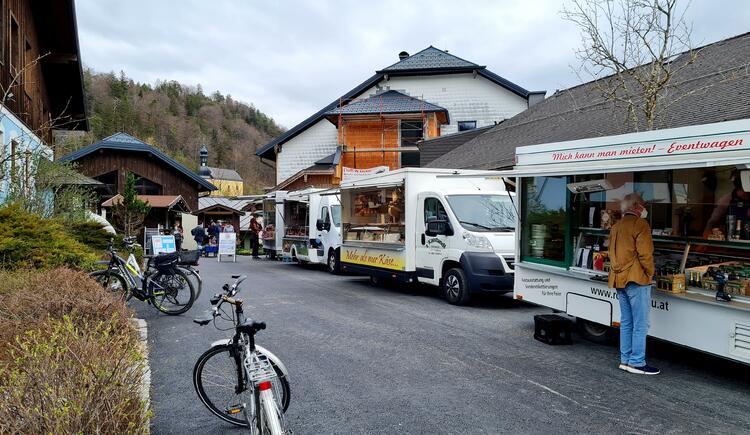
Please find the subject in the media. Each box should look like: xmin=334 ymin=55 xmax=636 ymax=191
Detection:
xmin=562 ymin=0 xmax=696 ymax=130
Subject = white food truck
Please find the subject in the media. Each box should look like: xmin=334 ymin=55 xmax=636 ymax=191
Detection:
xmin=261 ymin=191 xmax=286 ymax=259
xmin=339 ymin=168 xmax=516 ymax=304
xmin=281 ymin=188 xmax=342 ymax=273
xmin=512 ymin=118 xmax=750 ymax=364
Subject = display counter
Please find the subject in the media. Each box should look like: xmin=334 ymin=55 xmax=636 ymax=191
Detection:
xmin=341 ymin=184 xmax=405 ymax=246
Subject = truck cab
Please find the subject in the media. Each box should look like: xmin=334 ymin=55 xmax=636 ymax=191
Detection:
xmin=313 ymin=193 xmax=343 ymax=273
xmin=414 ymin=190 xmax=516 ymax=303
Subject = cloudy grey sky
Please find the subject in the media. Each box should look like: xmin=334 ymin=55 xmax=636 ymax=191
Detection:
xmin=76 ymin=0 xmax=750 ymax=129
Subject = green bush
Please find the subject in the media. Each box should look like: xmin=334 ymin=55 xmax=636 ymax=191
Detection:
xmin=0 ymin=204 xmax=98 ymax=270
xmin=0 ymin=268 xmax=149 ymax=433
xmin=66 ymin=220 xmax=114 ymax=252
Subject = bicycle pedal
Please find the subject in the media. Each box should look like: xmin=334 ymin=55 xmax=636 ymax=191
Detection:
xmin=224 ymin=403 xmax=246 ymax=415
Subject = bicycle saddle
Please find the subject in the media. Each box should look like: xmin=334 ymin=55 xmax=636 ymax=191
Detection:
xmin=237 ymin=319 xmax=266 ymax=335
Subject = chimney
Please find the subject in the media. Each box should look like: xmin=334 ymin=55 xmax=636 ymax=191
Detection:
xmin=398 ymin=51 xmax=409 ymax=61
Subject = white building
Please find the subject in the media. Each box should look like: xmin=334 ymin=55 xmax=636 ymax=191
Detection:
xmin=256 ymin=47 xmax=544 ymax=187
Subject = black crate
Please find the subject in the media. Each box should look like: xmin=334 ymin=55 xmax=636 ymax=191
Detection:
xmin=534 ymin=314 xmax=573 ymax=345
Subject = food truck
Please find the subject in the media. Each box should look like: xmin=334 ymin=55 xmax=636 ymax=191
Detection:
xmin=339 ymin=168 xmax=516 ymax=304
xmin=261 ymin=191 xmax=286 ymax=259
xmin=281 ymin=188 xmax=342 ymax=272
xmin=512 ymin=118 xmax=750 ymax=364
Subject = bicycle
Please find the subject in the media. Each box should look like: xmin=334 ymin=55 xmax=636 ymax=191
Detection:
xmin=89 ymin=237 xmax=196 ymax=315
xmin=193 ymin=275 xmax=290 ymax=433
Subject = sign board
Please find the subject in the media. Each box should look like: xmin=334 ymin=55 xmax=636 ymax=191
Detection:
xmin=151 ymin=235 xmax=176 ymax=255
xmin=341 ymin=245 xmax=405 ymax=271
xmin=342 ymin=166 xmax=390 ymax=181
xmin=218 ymin=232 xmax=236 ymax=262
xmin=516 ymin=130 xmax=750 ymax=167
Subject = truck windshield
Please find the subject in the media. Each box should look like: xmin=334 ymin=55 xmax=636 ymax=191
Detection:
xmin=331 ymin=205 xmax=341 ymax=227
xmin=446 ymin=195 xmax=516 ymax=232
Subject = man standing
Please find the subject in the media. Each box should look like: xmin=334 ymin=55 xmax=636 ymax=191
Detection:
xmin=608 ymin=193 xmax=659 ymax=375
xmin=249 ymin=212 xmax=262 ymax=259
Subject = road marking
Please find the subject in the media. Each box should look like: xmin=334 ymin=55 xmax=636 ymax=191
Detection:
xmin=526 ymin=379 xmax=583 ymax=406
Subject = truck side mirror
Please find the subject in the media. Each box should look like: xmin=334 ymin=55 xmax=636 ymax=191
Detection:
xmin=425 ymin=217 xmax=453 ymax=237
xmin=316 ymin=219 xmax=325 ymax=231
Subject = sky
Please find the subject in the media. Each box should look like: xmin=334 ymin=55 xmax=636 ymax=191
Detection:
xmin=76 ymin=0 xmax=750 ymax=129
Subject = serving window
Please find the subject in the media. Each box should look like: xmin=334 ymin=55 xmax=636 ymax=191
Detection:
xmin=262 ymin=199 xmax=276 ymax=241
xmin=342 ymin=185 xmax=405 ymax=245
xmin=520 ymin=176 xmax=568 ymax=265
xmin=284 ymin=200 xmax=309 ymax=238
xmin=523 ymin=165 xmax=750 ymax=301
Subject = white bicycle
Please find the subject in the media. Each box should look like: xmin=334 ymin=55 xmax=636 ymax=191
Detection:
xmin=193 ymin=275 xmax=290 ymax=434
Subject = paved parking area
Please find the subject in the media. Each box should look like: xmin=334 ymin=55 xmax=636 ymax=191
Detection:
xmin=138 ymin=256 xmax=750 ymax=434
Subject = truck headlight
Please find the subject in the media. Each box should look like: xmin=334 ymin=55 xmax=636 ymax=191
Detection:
xmin=463 ymin=231 xmax=492 ymax=251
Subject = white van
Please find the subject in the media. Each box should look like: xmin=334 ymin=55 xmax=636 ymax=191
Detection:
xmin=281 ymin=188 xmax=342 ymax=273
xmin=339 ymin=168 xmax=516 ymax=304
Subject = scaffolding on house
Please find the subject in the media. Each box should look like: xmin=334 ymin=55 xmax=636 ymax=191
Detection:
xmin=326 ymin=90 xmax=447 ymax=170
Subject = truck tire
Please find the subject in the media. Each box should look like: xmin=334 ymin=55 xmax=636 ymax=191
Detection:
xmin=577 ymin=318 xmax=614 ymax=344
xmin=443 ymin=267 xmax=471 ymax=305
xmin=327 ymin=249 xmax=340 ymax=274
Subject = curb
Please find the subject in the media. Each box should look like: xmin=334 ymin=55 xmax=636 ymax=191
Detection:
xmin=131 ymin=318 xmax=151 ymax=433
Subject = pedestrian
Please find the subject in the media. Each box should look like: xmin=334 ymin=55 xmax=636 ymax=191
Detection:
xmin=191 ymin=222 xmax=206 ymax=252
xmin=207 ymin=220 xmax=217 ymax=244
xmin=173 ymin=221 xmax=184 ymax=251
xmin=224 ymin=222 xmax=235 ymax=233
xmin=249 ymin=212 xmax=262 ymax=259
xmin=608 ymin=193 xmax=659 ymax=375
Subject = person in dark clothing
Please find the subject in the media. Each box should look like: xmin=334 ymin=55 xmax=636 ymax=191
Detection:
xmin=207 ymin=220 xmax=217 ymax=244
xmin=249 ymin=213 xmax=262 ymax=259
xmin=173 ymin=222 xmax=184 ymax=251
xmin=191 ymin=223 xmax=206 ymax=251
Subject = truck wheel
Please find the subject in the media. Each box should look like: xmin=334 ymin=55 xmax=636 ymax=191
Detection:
xmin=327 ymin=249 xmax=340 ymax=274
xmin=443 ymin=268 xmax=471 ymax=305
xmin=577 ymin=318 xmax=614 ymax=344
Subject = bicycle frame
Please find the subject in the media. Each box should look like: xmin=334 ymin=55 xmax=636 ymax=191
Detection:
xmin=103 ymin=242 xmax=179 ymax=302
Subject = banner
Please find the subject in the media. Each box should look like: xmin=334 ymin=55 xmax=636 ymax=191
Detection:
xmin=218 ymin=232 xmax=236 ymax=260
xmin=151 ymin=235 xmax=176 ymax=255
xmin=517 ymin=130 xmax=750 ymax=166
xmin=342 ymin=166 xmax=389 ymax=181
xmin=341 ymin=245 xmax=405 ymax=271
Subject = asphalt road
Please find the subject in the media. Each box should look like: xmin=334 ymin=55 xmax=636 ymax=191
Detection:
xmin=137 ymin=256 xmax=750 ymax=434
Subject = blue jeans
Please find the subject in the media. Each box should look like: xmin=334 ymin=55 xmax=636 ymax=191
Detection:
xmin=617 ymin=282 xmax=651 ymax=367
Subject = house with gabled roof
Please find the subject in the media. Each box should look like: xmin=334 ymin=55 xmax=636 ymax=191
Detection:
xmin=257 ymin=46 xmax=544 ymax=189
xmin=425 ymin=32 xmax=750 ymax=171
xmin=197 ymin=144 xmax=244 ymax=196
xmin=60 ymin=132 xmax=217 ymax=216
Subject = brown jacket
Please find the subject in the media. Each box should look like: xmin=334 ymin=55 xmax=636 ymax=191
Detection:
xmin=608 ymin=214 xmax=655 ymax=289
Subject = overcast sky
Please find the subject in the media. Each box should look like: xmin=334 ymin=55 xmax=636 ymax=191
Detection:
xmin=76 ymin=0 xmax=750 ymax=129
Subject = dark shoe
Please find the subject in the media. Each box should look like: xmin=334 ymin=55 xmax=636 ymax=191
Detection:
xmin=627 ymin=365 xmax=660 ymax=375
xmin=618 ymin=363 xmax=629 ymax=371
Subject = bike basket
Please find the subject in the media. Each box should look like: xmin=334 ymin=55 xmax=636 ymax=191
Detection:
xmin=154 ymin=251 xmax=179 ymax=273
xmin=244 ymin=351 xmax=278 ymax=383
xmin=178 ymin=249 xmax=200 ymax=266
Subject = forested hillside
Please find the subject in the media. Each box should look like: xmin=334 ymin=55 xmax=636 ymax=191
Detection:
xmin=57 ymin=70 xmax=283 ymax=192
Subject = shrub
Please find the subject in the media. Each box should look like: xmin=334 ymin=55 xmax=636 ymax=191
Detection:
xmin=66 ymin=220 xmax=114 ymax=252
xmin=0 ymin=268 xmax=148 ymax=433
xmin=0 ymin=204 xmax=98 ymax=270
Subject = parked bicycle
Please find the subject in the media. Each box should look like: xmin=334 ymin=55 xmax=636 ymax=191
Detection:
xmin=193 ymin=275 xmax=290 ymax=433
xmin=89 ymin=237 xmax=196 ymax=315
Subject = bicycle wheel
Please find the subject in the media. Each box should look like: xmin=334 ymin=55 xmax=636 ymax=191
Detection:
xmin=89 ymin=269 xmax=131 ymax=301
xmin=149 ymin=268 xmax=195 ymax=315
xmin=194 ymin=345 xmax=290 ymax=427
